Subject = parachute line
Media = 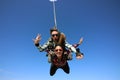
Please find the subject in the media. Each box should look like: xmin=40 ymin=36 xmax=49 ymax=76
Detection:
xmin=50 ymin=0 xmax=57 ymax=29
xmin=53 ymin=1 xmax=57 ymax=28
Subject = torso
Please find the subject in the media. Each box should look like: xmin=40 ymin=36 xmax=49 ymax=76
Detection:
xmin=52 ymin=55 xmax=67 ymax=67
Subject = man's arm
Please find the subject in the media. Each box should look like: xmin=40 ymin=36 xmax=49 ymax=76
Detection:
xmin=33 ymin=34 xmax=50 ymax=52
xmin=65 ymin=41 xmax=77 ymax=53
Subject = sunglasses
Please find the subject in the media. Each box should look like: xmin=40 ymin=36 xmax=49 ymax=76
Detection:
xmin=52 ymin=34 xmax=58 ymax=37
xmin=55 ymin=49 xmax=63 ymax=52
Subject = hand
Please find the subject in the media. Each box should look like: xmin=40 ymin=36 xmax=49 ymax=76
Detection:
xmin=78 ymin=37 xmax=83 ymax=45
xmin=33 ymin=34 xmax=41 ymax=44
xmin=76 ymin=54 xmax=84 ymax=59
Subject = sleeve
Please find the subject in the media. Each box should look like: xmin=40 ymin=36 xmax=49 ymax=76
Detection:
xmin=36 ymin=38 xmax=51 ymax=52
xmin=65 ymin=41 xmax=77 ymax=53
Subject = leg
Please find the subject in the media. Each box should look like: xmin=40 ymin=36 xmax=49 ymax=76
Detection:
xmin=61 ymin=62 xmax=70 ymax=74
xmin=48 ymin=54 xmax=51 ymax=63
xmin=48 ymin=51 xmax=55 ymax=63
xmin=50 ymin=64 xmax=58 ymax=76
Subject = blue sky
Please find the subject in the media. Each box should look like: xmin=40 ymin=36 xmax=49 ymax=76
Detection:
xmin=0 ymin=0 xmax=120 ymax=80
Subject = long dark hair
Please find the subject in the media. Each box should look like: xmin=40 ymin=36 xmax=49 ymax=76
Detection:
xmin=55 ymin=44 xmax=65 ymax=51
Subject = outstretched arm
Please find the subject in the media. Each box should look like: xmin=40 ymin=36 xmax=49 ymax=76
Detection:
xmin=65 ymin=40 xmax=84 ymax=60
xmin=72 ymin=37 xmax=83 ymax=48
xmin=33 ymin=34 xmax=51 ymax=52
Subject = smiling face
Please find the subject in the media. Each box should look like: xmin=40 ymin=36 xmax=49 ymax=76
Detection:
xmin=54 ymin=45 xmax=63 ymax=58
